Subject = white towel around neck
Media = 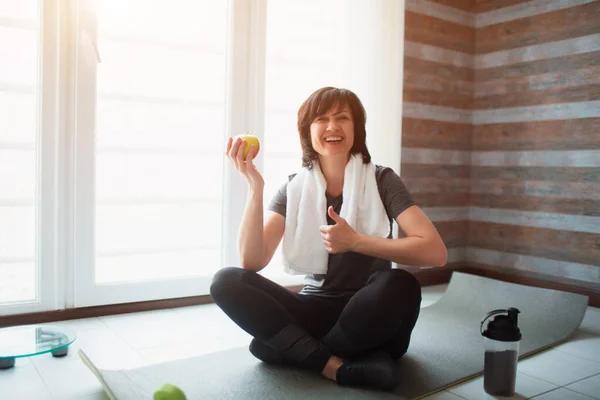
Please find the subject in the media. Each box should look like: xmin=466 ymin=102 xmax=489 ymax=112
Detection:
xmin=282 ymin=154 xmax=391 ymax=275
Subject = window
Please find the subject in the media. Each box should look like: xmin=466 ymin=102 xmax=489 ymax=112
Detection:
xmin=92 ymin=1 xmax=228 ymax=283
xmin=0 ymin=0 xmax=40 ymax=305
xmin=73 ymin=0 xmax=230 ymax=306
xmin=0 ymin=0 xmax=405 ymax=315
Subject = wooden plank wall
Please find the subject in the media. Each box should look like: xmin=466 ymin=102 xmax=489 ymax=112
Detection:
xmin=401 ymin=0 xmax=475 ymax=269
xmin=402 ymin=0 xmax=600 ymax=292
xmin=471 ymin=0 xmax=600 ymax=291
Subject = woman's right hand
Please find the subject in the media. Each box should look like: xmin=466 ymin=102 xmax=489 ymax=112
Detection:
xmin=226 ymin=136 xmax=264 ymax=190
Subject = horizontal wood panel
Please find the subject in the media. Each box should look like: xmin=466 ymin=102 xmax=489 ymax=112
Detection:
xmin=474 ymin=0 xmax=530 ymax=14
xmin=405 ymin=57 xmax=474 ymax=82
xmin=424 ymin=206 xmax=470 ymax=222
xmin=402 ymin=164 xmax=470 ymax=179
xmin=405 ymin=70 xmax=473 ymax=96
xmin=475 ymin=51 xmax=600 ymax=83
xmin=404 ymin=177 xmax=471 ymax=194
xmin=467 ymin=246 xmax=599 ymax=283
xmin=470 ymin=179 xmax=600 ymax=200
xmin=459 ymin=264 xmax=600 ymax=300
xmin=402 ymin=148 xmax=470 ymax=165
xmin=471 ymin=166 xmax=600 ymax=182
xmin=435 ymin=221 xmax=469 ymax=247
xmin=475 ymin=83 xmax=600 ymax=109
xmin=405 ymin=103 xmax=474 ymax=124
xmin=405 ymin=11 xmax=475 ymax=54
xmin=469 ymin=194 xmax=600 ymax=216
xmin=468 ymin=222 xmax=600 ymax=266
xmin=445 ymin=261 xmax=466 ymax=270
xmin=476 ymin=2 xmax=600 ymax=54
xmin=472 ymin=118 xmax=600 ymax=151
xmin=405 ymin=41 xmax=475 ymax=68
xmin=431 ymin=0 xmax=474 ymax=12
xmin=413 ymin=266 xmax=455 ymax=286
xmin=476 ymin=66 xmax=600 ymax=97
xmin=411 ymin=192 xmax=470 ymax=208
xmin=472 ymin=150 xmax=600 ymax=168
xmin=470 ymin=206 xmax=600 ymax=234
xmin=476 ymin=0 xmax=599 ymax=29
xmin=475 ymin=34 xmax=600 ymax=69
xmin=407 ymin=0 xmax=475 ymax=27
xmin=402 ymin=118 xmax=472 ymax=150
xmin=473 ymin=101 xmax=600 ymax=125
xmin=404 ymin=88 xmax=474 ymax=109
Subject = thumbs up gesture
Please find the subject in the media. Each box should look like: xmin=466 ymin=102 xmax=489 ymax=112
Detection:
xmin=319 ymin=206 xmax=360 ymax=254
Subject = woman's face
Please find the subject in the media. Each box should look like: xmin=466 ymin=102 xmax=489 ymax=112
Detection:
xmin=309 ymin=105 xmax=355 ymax=159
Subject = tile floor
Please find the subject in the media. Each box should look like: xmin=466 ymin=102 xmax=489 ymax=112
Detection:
xmin=1 ymin=284 xmax=599 ymax=399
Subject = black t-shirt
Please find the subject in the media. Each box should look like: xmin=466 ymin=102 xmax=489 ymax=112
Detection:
xmin=267 ymin=165 xmax=416 ymax=297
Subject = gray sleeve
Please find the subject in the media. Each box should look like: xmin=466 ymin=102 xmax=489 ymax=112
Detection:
xmin=266 ymin=180 xmax=289 ymax=217
xmin=376 ymin=166 xmax=416 ymax=221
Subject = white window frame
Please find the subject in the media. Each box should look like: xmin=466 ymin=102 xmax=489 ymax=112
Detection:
xmin=221 ymin=0 xmax=266 ymax=269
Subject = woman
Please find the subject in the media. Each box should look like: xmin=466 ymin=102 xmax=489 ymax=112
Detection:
xmin=210 ymin=87 xmax=447 ymax=391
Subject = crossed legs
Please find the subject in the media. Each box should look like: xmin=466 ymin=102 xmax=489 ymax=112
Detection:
xmin=209 ymin=267 xmax=421 ymax=390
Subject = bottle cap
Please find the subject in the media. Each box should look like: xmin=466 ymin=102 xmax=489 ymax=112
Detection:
xmin=481 ymin=308 xmax=522 ymax=342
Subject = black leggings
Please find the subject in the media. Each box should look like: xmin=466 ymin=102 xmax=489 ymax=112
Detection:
xmin=210 ymin=267 xmax=421 ymax=373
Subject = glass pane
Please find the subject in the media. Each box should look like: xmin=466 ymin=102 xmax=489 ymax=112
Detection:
xmin=0 ymin=0 xmax=38 ymax=20
xmin=0 ymin=0 xmax=39 ymax=304
xmin=0 ymin=262 xmax=35 ymax=303
xmin=262 ymin=0 xmax=351 ymax=279
xmin=94 ymin=0 xmax=228 ymax=284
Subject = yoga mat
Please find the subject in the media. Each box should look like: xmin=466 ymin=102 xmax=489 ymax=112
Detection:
xmin=80 ymin=272 xmax=588 ymax=399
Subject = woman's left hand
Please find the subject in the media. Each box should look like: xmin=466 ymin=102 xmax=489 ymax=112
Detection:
xmin=319 ymin=206 xmax=360 ymax=254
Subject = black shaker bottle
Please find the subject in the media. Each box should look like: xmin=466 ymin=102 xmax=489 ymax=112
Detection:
xmin=480 ymin=308 xmax=522 ymax=396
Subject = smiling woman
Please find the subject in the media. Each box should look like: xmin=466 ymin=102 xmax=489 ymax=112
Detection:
xmin=310 ymin=107 xmax=355 ymax=157
xmin=297 ymin=87 xmax=369 ymax=171
xmin=211 ymin=85 xmax=447 ymax=392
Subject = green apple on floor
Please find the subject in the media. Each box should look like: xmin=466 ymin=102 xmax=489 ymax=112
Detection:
xmin=153 ymin=383 xmax=186 ymax=400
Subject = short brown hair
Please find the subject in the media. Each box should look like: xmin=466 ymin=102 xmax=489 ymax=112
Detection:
xmin=297 ymin=87 xmax=371 ymax=169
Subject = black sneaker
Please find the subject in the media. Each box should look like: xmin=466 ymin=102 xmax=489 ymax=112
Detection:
xmin=336 ymin=351 xmax=399 ymax=391
xmin=249 ymin=338 xmax=284 ymax=365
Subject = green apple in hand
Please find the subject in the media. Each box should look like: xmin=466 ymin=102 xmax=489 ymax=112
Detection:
xmin=234 ymin=134 xmax=260 ymax=159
